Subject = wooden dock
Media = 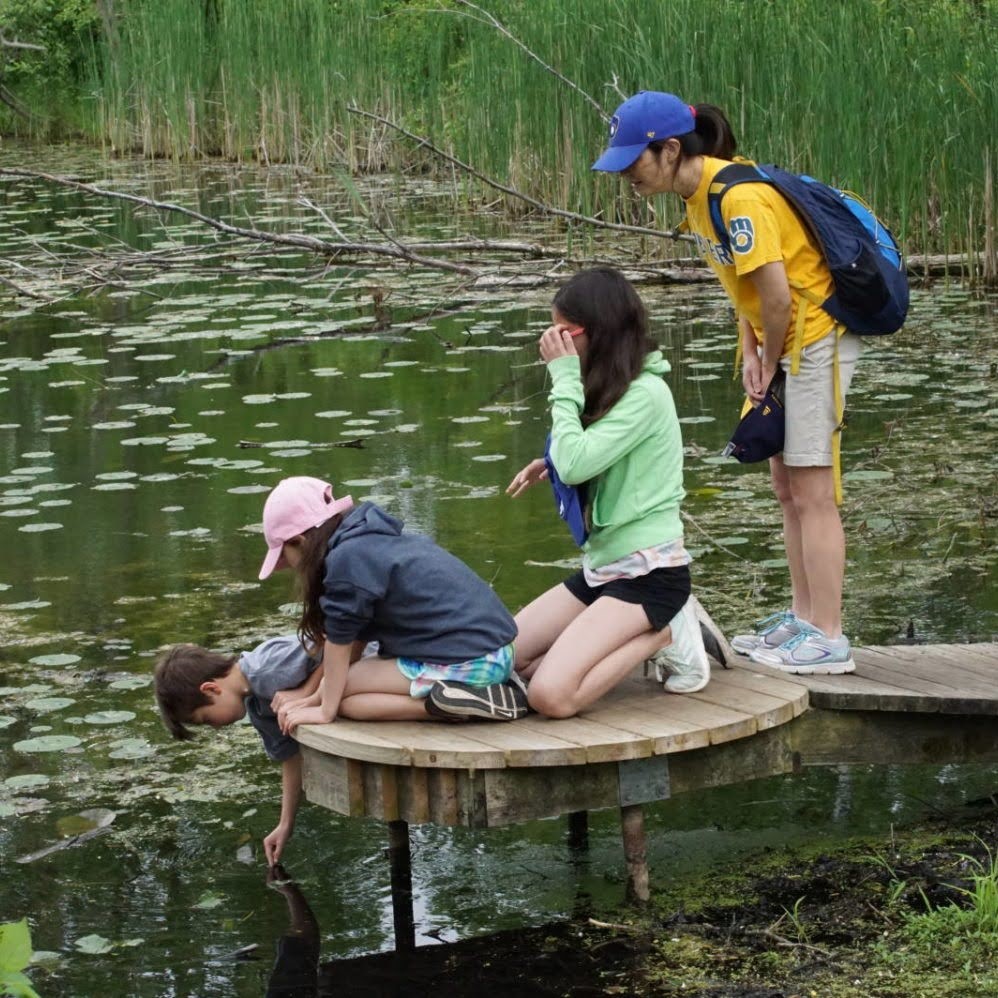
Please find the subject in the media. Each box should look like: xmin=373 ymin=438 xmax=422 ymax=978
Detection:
xmin=295 ymin=641 xmax=998 ymax=948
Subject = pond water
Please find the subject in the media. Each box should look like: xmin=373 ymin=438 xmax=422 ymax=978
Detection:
xmin=0 ymin=145 xmax=995 ymax=996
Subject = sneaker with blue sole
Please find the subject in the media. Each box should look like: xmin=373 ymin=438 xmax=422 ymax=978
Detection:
xmin=731 ymin=610 xmax=801 ymax=657
xmin=749 ymin=625 xmax=856 ymax=674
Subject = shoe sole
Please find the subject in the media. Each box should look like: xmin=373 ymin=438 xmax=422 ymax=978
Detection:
xmin=664 ymin=674 xmax=710 ymax=694
xmin=767 ymin=659 xmax=855 ymax=675
xmin=426 ymin=684 xmax=528 ymax=721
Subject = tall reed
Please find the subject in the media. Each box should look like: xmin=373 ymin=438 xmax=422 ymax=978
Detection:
xmin=74 ymin=0 xmax=998 ymax=257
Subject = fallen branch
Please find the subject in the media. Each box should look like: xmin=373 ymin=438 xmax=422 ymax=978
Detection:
xmin=0 ymin=167 xmax=479 ymax=276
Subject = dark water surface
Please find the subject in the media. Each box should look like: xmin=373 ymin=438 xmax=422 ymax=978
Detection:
xmin=0 ymin=147 xmax=995 ymax=996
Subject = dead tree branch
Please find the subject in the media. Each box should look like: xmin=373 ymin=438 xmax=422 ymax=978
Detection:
xmin=0 ymin=167 xmax=480 ymax=277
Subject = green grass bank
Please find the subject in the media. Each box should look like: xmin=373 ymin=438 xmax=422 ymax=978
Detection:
xmin=0 ymin=0 xmax=995 ymax=258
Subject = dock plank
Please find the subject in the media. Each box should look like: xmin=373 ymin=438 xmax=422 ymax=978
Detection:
xmin=856 ymin=647 xmax=998 ymax=711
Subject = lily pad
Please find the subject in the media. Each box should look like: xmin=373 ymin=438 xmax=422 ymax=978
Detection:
xmin=14 ymin=735 xmax=82 ymax=753
xmin=4 ymin=774 xmax=51 ymax=790
xmin=108 ymin=677 xmax=150 ymax=691
xmin=82 ymin=710 xmax=136 ymax=726
xmin=844 ymin=469 xmax=895 ymax=482
xmin=75 ymin=934 xmax=114 ymax=955
xmin=193 ymin=891 xmax=226 ymax=910
xmin=108 ymin=738 xmax=154 ymax=760
xmin=25 ymin=697 xmax=75 ymax=713
xmin=29 ymin=653 xmax=81 ymax=667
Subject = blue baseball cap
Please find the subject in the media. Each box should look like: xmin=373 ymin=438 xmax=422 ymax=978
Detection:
xmin=591 ymin=91 xmax=696 ymax=173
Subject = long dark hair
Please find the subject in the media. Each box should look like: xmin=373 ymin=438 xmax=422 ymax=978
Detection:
xmin=552 ymin=267 xmax=657 ymax=426
xmin=293 ymin=513 xmax=345 ymax=653
xmin=649 ymin=103 xmax=738 ymax=161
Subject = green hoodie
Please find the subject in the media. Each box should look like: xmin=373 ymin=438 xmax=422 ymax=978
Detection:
xmin=547 ymin=349 xmax=684 ymax=569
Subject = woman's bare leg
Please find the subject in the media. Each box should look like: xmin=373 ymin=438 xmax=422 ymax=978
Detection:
xmin=338 ymin=657 xmax=431 ymax=721
xmin=513 ymin=583 xmax=587 ymax=679
xmin=527 ymin=597 xmax=663 ymax=718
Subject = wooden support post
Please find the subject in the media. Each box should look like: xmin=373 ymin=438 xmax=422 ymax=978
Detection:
xmin=620 ymin=804 xmax=649 ymax=904
xmin=567 ymin=810 xmax=589 ymax=854
xmin=387 ymin=819 xmax=415 ymax=951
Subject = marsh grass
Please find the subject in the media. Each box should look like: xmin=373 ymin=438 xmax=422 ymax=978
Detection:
xmin=51 ymin=0 xmax=998 ymax=258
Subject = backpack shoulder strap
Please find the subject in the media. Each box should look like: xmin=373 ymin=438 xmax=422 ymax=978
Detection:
xmin=706 ymin=162 xmax=771 ymax=251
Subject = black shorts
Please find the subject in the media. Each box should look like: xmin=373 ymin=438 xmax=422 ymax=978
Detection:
xmin=563 ymin=564 xmax=691 ymax=631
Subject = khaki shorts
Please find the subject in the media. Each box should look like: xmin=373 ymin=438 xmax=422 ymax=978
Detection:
xmin=780 ymin=330 xmax=862 ymax=467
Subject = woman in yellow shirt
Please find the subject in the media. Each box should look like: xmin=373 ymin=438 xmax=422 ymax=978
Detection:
xmin=592 ymin=90 xmax=860 ymax=675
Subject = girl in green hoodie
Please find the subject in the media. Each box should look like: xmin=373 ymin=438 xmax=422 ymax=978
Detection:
xmin=504 ymin=268 xmax=708 ymax=717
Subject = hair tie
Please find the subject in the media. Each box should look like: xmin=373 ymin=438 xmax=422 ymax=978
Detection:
xmin=689 ymin=105 xmax=697 ymax=117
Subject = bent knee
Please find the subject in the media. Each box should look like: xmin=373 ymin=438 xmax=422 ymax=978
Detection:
xmin=527 ymin=685 xmax=578 ymax=719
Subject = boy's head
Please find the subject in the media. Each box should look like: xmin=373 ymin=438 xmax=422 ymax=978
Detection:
xmin=154 ymin=644 xmax=245 ymax=740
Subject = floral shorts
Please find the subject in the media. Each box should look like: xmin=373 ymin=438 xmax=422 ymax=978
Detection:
xmin=396 ymin=643 xmax=515 ymax=698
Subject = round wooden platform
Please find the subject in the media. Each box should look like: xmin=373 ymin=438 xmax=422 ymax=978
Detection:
xmin=295 ymin=661 xmax=808 ymax=769
xmin=294 ymin=661 xmax=808 ymax=829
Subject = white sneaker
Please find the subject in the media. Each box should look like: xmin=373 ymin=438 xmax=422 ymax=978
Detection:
xmin=689 ymin=595 xmax=733 ymax=669
xmin=651 ymin=598 xmax=710 ymax=694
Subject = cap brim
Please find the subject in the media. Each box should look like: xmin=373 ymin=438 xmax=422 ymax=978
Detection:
xmin=258 ymin=544 xmax=286 ymax=581
xmin=591 ymin=143 xmax=647 ymax=172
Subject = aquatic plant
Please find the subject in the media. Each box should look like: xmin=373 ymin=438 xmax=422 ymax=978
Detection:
xmin=0 ymin=920 xmax=40 ymax=998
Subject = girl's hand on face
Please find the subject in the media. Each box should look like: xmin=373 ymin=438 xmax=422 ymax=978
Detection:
xmin=506 ymin=458 xmax=548 ymax=498
xmin=539 ymin=325 xmax=578 ymax=363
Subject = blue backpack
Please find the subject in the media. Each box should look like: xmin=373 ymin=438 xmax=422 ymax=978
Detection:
xmin=707 ymin=162 xmax=909 ymax=336
xmin=543 ymin=434 xmax=588 ymax=546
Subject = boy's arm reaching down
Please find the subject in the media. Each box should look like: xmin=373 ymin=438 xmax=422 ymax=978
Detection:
xmin=263 ymin=754 xmax=303 ymax=866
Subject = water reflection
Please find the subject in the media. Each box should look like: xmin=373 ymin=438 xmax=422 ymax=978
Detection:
xmin=266 ymin=865 xmax=319 ymax=998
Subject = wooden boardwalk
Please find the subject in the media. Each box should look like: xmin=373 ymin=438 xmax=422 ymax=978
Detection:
xmin=295 ymin=641 xmax=998 ymax=946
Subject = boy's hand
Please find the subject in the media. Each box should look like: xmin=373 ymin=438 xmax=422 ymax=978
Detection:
xmin=506 ymin=458 xmax=548 ymax=498
xmin=281 ymin=704 xmax=332 ymax=734
xmin=271 ymin=687 xmax=306 ymax=713
xmin=263 ymin=822 xmax=293 ymax=866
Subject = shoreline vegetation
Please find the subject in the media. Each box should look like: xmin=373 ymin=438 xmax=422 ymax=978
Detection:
xmin=0 ymin=0 xmax=995 ymax=268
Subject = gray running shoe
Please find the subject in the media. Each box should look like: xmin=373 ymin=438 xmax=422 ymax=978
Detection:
xmin=749 ymin=626 xmax=855 ymax=674
xmin=731 ymin=610 xmax=801 ymax=656
xmin=426 ymin=671 xmax=529 ymax=721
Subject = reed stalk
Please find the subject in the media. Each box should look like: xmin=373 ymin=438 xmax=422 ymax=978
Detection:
xmin=58 ymin=0 xmax=996 ymax=260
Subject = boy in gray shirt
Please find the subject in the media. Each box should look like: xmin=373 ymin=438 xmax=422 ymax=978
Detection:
xmin=154 ymin=635 xmax=321 ymax=865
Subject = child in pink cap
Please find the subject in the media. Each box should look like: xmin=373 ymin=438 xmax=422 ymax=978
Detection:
xmin=259 ymin=476 xmax=527 ymax=741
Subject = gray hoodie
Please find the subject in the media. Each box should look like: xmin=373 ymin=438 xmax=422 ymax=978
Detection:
xmin=320 ymin=502 xmax=516 ymax=663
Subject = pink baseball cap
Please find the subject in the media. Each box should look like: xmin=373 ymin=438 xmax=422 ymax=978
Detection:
xmin=258 ymin=476 xmax=354 ymax=580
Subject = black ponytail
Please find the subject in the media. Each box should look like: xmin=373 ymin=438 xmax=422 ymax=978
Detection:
xmin=657 ymin=103 xmax=737 ymax=161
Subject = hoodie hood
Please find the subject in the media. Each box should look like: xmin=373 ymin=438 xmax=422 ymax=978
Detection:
xmin=643 ymin=349 xmax=671 ymax=377
xmin=329 ymin=501 xmax=402 ymax=551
